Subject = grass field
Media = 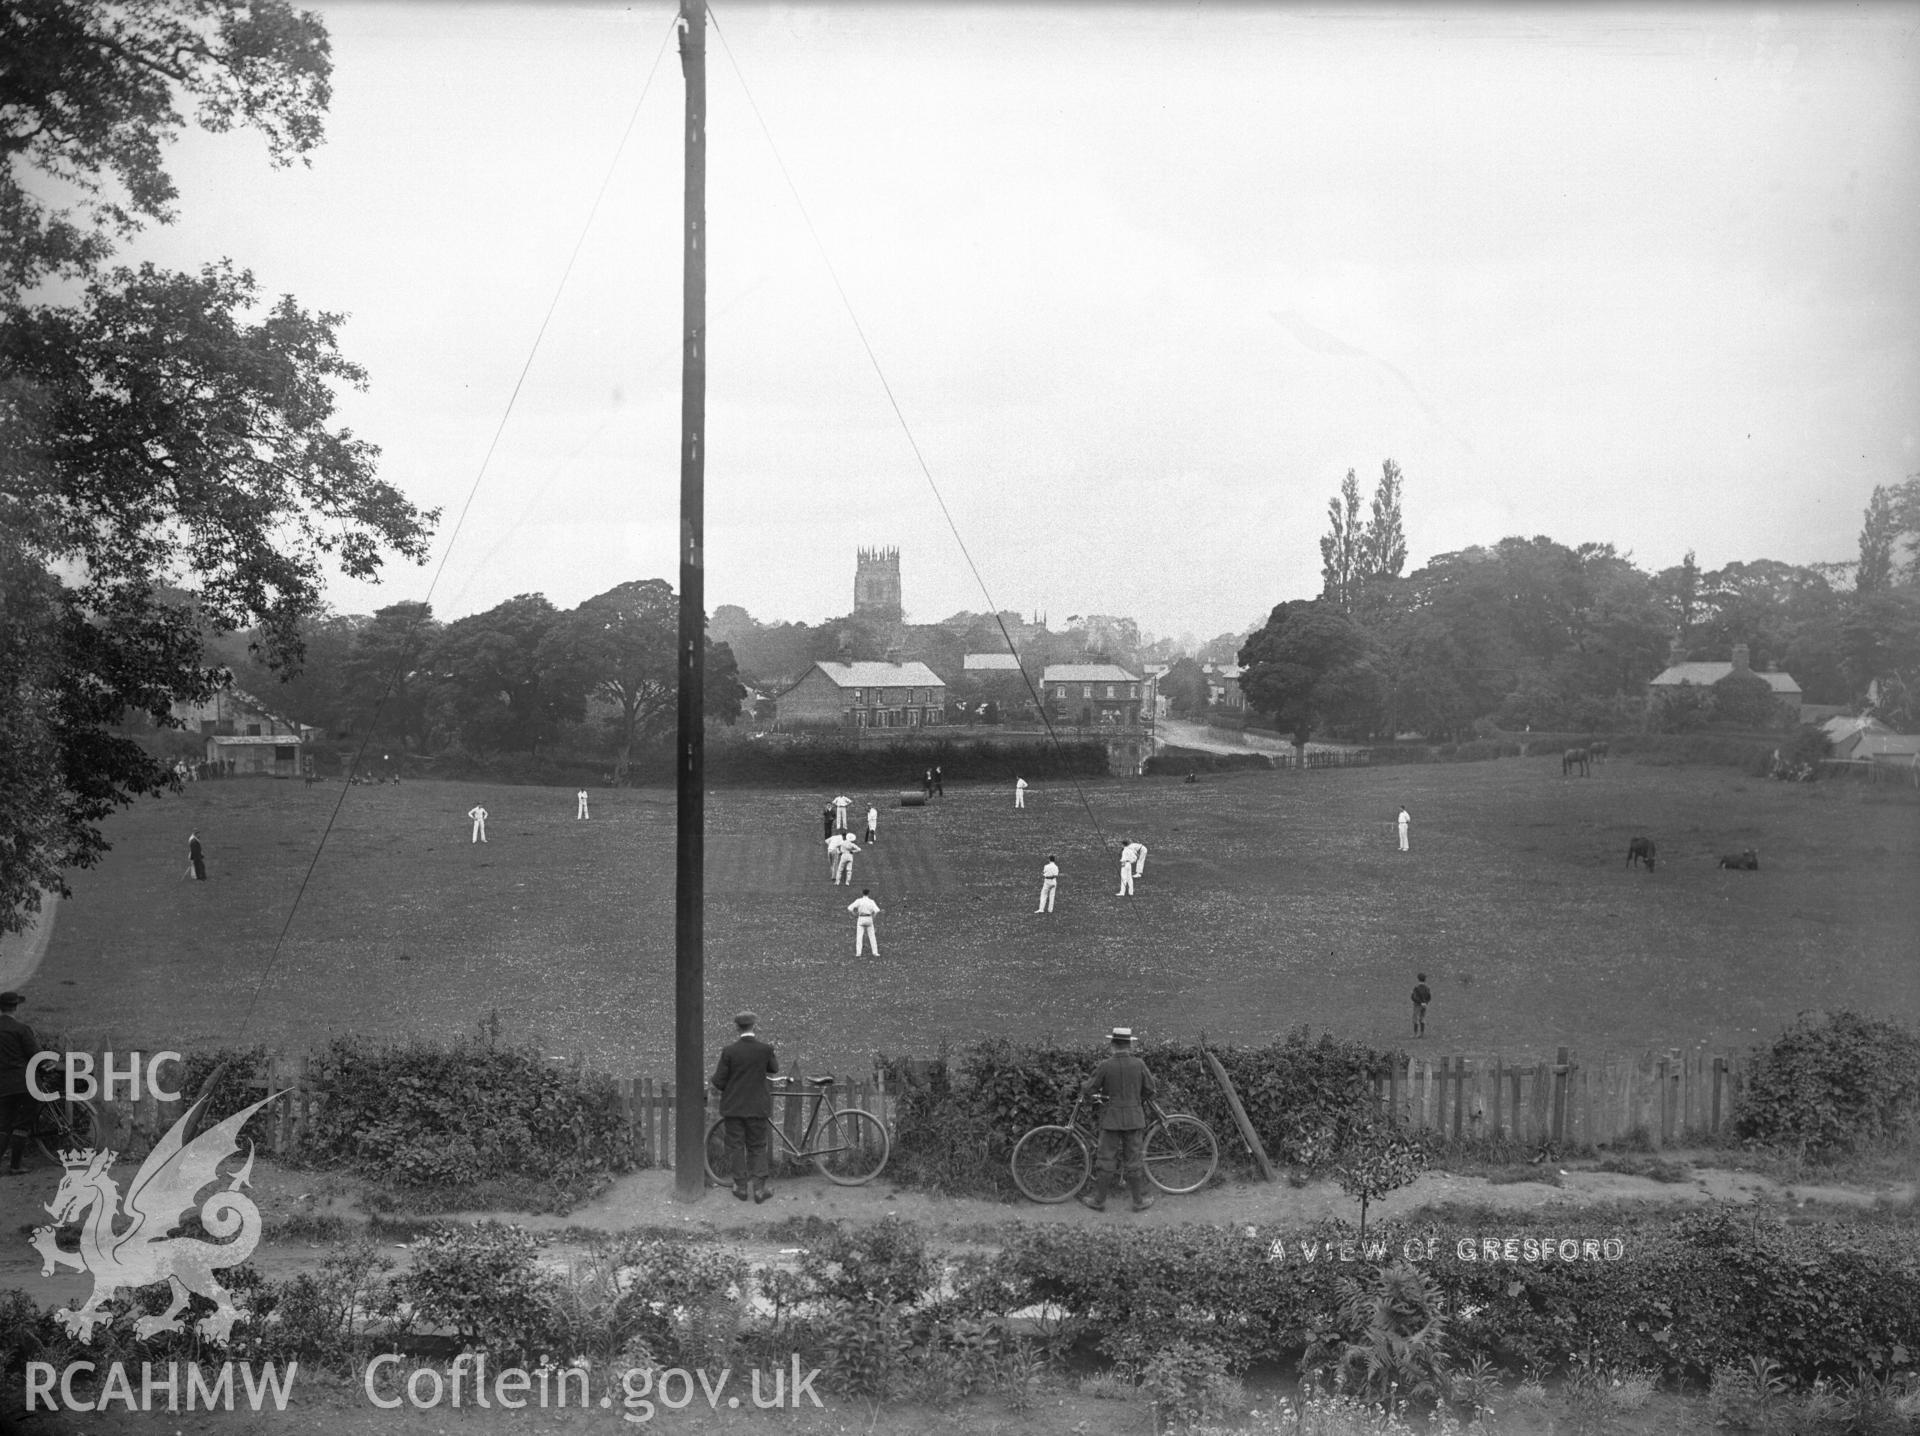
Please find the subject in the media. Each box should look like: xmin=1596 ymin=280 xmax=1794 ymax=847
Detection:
xmin=20 ymin=756 xmax=1920 ymax=1075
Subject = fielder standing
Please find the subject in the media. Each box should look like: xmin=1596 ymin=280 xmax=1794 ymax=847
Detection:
xmin=1014 ymin=776 xmax=1027 ymax=809
xmin=1035 ymin=854 xmax=1059 ymax=914
xmin=576 ymin=789 xmax=590 ymax=820
xmin=832 ymin=795 xmax=852 ymax=831
xmin=469 ymin=805 xmax=489 ymax=843
xmin=848 ymin=890 xmax=881 ymax=956
xmin=836 ymin=835 xmax=862 ymax=886
xmin=1397 ymin=806 xmax=1410 ymax=853
xmin=865 ymin=804 xmax=878 ymax=845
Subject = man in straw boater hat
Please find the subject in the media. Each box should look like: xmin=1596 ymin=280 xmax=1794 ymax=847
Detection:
xmin=709 ymin=1011 xmax=780 ymax=1203
xmin=1077 ymin=1026 xmax=1159 ymax=1213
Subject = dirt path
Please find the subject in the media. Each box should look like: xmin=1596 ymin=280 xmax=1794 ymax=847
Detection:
xmin=2 ymin=1149 xmax=1906 ymax=1304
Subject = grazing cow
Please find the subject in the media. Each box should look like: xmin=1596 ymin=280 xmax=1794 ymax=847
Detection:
xmin=1589 ymin=740 xmax=1609 ymax=762
xmin=1563 ymin=747 xmax=1591 ymax=777
xmin=1717 ymin=848 xmax=1760 ymax=870
xmin=1625 ymin=836 xmax=1656 ymax=871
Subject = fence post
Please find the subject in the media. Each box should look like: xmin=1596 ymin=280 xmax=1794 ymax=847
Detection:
xmin=1551 ymin=1047 xmax=1569 ymax=1145
xmin=1491 ymin=1057 xmax=1503 ymax=1139
xmin=661 ymin=1082 xmax=673 ymax=1170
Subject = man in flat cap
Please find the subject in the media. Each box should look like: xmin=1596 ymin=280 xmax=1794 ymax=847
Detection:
xmin=710 ymin=1011 xmax=780 ymax=1203
xmin=1078 ymin=1026 xmax=1158 ymax=1212
xmin=0 ymin=993 xmax=47 ymax=1175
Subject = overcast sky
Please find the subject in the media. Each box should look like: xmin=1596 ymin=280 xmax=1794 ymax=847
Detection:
xmin=126 ymin=1 xmax=1920 ymax=643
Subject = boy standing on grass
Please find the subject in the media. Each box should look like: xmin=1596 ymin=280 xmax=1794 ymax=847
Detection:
xmin=1411 ymin=973 xmax=1432 ymax=1037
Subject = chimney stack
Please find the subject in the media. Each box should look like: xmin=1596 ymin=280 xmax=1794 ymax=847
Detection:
xmin=1732 ymin=643 xmax=1750 ymax=673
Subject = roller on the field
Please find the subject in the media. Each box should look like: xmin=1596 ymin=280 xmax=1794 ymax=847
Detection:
xmin=897 ymin=790 xmax=927 ymax=807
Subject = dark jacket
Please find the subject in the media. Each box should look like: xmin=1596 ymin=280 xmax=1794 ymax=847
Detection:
xmin=0 ymin=1015 xmax=44 ymax=1098
xmin=1081 ymin=1050 xmax=1156 ymax=1131
xmin=710 ymin=1034 xmax=780 ymax=1119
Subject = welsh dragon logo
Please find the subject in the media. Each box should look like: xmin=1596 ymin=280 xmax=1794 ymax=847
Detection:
xmin=31 ymin=1093 xmax=281 ymax=1344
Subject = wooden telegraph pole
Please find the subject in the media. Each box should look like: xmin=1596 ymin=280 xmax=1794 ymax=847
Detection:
xmin=673 ymin=0 xmax=708 ymax=1200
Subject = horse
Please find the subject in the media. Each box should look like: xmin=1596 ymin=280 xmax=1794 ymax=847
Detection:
xmin=1562 ymin=747 xmax=1591 ymax=777
xmin=1717 ymin=848 xmax=1760 ymax=870
xmin=1589 ymin=740 xmax=1609 ymax=762
xmin=1625 ymin=836 xmax=1656 ymax=871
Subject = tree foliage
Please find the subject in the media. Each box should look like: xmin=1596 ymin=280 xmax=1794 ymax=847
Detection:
xmin=0 ymin=0 xmax=435 ymax=930
xmin=1236 ymin=600 xmax=1376 ymax=748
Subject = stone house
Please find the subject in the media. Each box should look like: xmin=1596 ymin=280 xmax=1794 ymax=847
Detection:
xmin=776 ymin=660 xmax=947 ymax=731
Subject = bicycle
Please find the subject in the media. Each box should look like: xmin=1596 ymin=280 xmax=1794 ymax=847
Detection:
xmin=27 ymin=1094 xmax=104 ymax=1165
xmin=704 ymin=1074 xmax=889 ymax=1187
xmin=1010 ymin=1096 xmax=1219 ymax=1203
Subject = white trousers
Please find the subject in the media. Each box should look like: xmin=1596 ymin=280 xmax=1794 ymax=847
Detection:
xmin=1036 ymin=878 xmax=1056 ymax=912
xmin=577 ymin=798 xmax=589 ymax=819
xmin=1117 ymin=863 xmax=1134 ymax=896
xmin=1015 ymin=790 xmax=1025 ymax=808
xmin=1398 ymin=824 xmax=1409 ymax=852
xmin=855 ymin=917 xmax=878 ymax=955
xmin=471 ymin=820 xmax=486 ymax=843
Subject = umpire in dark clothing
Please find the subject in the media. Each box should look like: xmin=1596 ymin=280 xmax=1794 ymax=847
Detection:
xmin=0 ymin=993 xmax=47 ymax=1175
xmin=710 ymin=1011 xmax=779 ymax=1203
xmin=1080 ymin=1026 xmax=1158 ymax=1212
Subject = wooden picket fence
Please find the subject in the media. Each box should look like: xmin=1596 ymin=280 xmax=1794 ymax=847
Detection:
xmin=90 ymin=1054 xmax=894 ymax=1171
xmin=1370 ymin=1047 xmax=1749 ymax=1149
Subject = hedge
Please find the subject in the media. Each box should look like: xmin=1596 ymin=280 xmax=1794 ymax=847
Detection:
xmin=1144 ymin=748 xmax=1274 ymax=774
xmin=419 ymin=737 xmax=1112 ymax=788
xmin=990 ymin=1208 xmax=1920 ymax=1382
xmin=172 ymin=1030 xmax=635 ymax=1207
xmin=881 ymin=1031 xmax=1395 ymax=1197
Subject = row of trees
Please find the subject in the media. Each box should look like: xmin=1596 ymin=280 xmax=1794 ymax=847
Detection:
xmin=709 ymin=606 xmax=1247 ymax=691
xmin=205 ymin=581 xmax=744 ymax=778
xmin=1236 ymin=466 xmax=1920 ymax=745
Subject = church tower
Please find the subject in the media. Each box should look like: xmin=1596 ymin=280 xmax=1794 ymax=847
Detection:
xmin=854 ymin=546 xmax=903 ymax=626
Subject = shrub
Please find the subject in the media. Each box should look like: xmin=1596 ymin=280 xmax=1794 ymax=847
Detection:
xmin=400 ymin=1223 xmax=563 ymax=1360
xmin=296 ymin=1027 xmax=634 ymax=1204
xmin=1145 ymin=749 xmax=1273 ymax=775
xmin=1733 ymin=1010 xmax=1920 ymax=1159
xmin=793 ymin=1215 xmax=940 ymax=1308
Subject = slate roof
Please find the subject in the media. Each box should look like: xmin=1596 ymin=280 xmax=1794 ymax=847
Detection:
xmin=1649 ymin=662 xmax=1801 ymax=695
xmin=810 ymin=661 xmax=946 ymax=688
xmin=1041 ymin=664 xmax=1141 ymax=684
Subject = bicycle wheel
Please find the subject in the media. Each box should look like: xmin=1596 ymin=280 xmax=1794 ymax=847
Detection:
xmin=1144 ymin=1114 xmax=1219 ymax=1194
xmin=1010 ymin=1125 xmax=1091 ymax=1203
xmin=811 ymin=1109 xmax=889 ymax=1185
xmin=34 ymin=1098 xmax=103 ymax=1165
xmin=703 ymin=1116 xmax=732 ymax=1186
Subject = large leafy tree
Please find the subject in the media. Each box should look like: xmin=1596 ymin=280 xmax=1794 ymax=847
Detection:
xmin=427 ymin=595 xmax=586 ymax=755
xmin=1237 ymin=600 xmax=1377 ymax=752
xmin=342 ymin=601 xmax=440 ymax=750
xmin=558 ymin=579 xmax=744 ymax=783
xmin=0 ymin=0 xmax=434 ymax=930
